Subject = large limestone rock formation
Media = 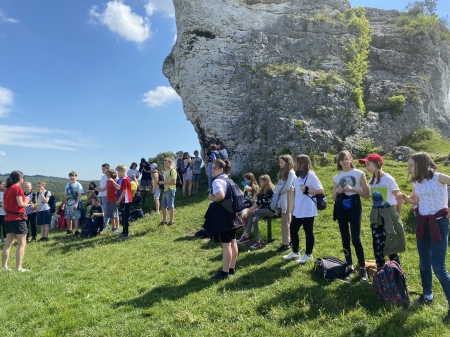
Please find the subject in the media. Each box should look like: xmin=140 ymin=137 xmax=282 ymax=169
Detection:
xmin=164 ymin=0 xmax=450 ymax=173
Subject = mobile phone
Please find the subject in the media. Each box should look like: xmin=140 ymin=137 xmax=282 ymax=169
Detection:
xmin=242 ymin=181 xmax=248 ymax=187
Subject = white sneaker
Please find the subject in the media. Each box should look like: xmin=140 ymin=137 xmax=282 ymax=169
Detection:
xmin=296 ymin=254 xmax=313 ymax=264
xmin=283 ymin=252 xmax=300 ymax=260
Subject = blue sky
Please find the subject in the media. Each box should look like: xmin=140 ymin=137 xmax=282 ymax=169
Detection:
xmin=0 ymin=0 xmax=448 ymax=180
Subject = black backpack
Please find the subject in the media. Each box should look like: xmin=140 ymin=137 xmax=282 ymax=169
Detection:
xmin=217 ymin=176 xmax=252 ymax=214
xmin=158 ymin=171 xmax=165 ymax=190
xmin=81 ymin=218 xmax=95 ymax=238
xmin=48 ymin=195 xmax=56 ymax=213
xmin=129 ymin=209 xmax=144 ymax=221
xmin=314 ymin=256 xmax=347 ymax=281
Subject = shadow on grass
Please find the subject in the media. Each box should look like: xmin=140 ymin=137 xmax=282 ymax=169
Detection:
xmin=338 ymin=308 xmax=436 ymax=337
xmin=114 ymin=276 xmax=212 ymax=310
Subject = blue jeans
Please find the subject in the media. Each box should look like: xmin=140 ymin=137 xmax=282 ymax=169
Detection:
xmin=161 ymin=189 xmax=176 ymax=209
xmin=417 ymin=216 xmax=450 ymax=306
xmin=207 ymin=162 xmax=213 ymax=190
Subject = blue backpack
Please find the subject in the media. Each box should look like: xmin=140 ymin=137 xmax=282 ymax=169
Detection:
xmin=216 ymin=176 xmax=251 ymax=214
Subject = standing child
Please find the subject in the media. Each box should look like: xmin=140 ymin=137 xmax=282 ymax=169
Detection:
xmin=23 ymin=182 xmax=37 ymax=242
xmin=206 ymin=144 xmax=219 ymax=191
xmin=151 ymin=163 xmax=161 ymax=214
xmin=399 ymin=152 xmax=450 ymax=322
xmin=192 ymin=150 xmax=202 ymax=194
xmin=116 ymin=164 xmax=132 ymax=240
xmin=64 ymin=171 xmax=84 ymax=235
xmin=0 ymin=180 xmax=5 ymax=242
xmin=273 ymin=154 xmax=296 ymax=254
xmin=104 ymin=169 xmax=120 ymax=233
xmin=332 ymin=150 xmax=370 ymax=282
xmin=96 ymin=163 xmax=110 ymax=233
xmin=36 ymin=180 xmax=51 ymax=241
xmin=182 ymin=152 xmax=194 ymax=197
xmin=359 ymin=154 xmax=405 ymax=270
xmin=159 ymin=157 xmax=177 ymax=226
xmin=283 ymin=155 xmax=324 ymax=264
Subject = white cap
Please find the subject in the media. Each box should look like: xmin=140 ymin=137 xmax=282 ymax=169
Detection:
xmin=150 ymin=163 xmax=157 ymax=169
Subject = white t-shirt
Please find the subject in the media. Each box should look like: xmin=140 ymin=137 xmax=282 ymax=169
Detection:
xmin=292 ymin=172 xmax=324 ymax=218
xmin=98 ymin=174 xmax=107 ymax=197
xmin=0 ymin=191 xmax=5 ymax=215
xmin=333 ymin=168 xmax=365 ymax=196
xmin=127 ymin=169 xmax=140 ymax=179
xmin=36 ymin=190 xmax=51 ymax=212
xmin=413 ymin=172 xmax=448 ymax=215
xmin=212 ymin=174 xmax=228 ymax=195
xmin=369 ymin=173 xmax=399 ymax=207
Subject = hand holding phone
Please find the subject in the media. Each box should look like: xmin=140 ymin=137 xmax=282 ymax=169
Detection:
xmin=242 ymin=181 xmax=248 ymax=187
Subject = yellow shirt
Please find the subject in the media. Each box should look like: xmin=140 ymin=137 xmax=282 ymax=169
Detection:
xmin=164 ymin=168 xmax=177 ymax=191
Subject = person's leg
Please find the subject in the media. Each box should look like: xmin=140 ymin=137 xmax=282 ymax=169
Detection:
xmin=100 ymin=196 xmax=109 ymax=227
xmin=348 ymin=204 xmax=365 ymax=268
xmin=0 ymin=215 xmax=5 ymax=240
xmin=252 ymin=208 xmax=274 ymax=243
xmin=281 ymin=205 xmax=292 ymax=246
xmin=243 ymin=213 xmax=254 ymax=238
xmin=15 ymin=234 xmax=27 ymax=270
xmin=154 ymin=198 xmax=160 ymax=213
xmin=161 ymin=191 xmax=168 ymax=223
xmin=371 ymin=222 xmax=386 ymax=270
xmin=289 ymin=216 xmax=301 ymax=254
xmin=2 ymin=233 xmax=15 ymax=269
xmin=74 ymin=219 xmax=80 ymax=232
xmin=207 ymin=162 xmax=212 ymax=190
xmin=168 ymin=190 xmax=176 ymax=223
xmin=337 ymin=209 xmax=353 ymax=267
xmin=222 ymin=242 xmax=232 ymax=272
xmin=42 ymin=225 xmax=49 ymax=238
xmin=121 ymin=203 xmax=130 ymax=236
xmin=303 ymin=217 xmax=315 ymax=255
xmin=430 ymin=217 xmax=450 ymax=305
xmin=182 ymin=179 xmax=186 ymax=197
xmin=30 ymin=212 xmax=37 ymax=239
xmin=230 ymin=239 xmax=238 ymax=269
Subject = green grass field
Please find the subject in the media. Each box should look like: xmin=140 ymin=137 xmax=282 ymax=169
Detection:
xmin=1 ymin=131 xmax=450 ymax=336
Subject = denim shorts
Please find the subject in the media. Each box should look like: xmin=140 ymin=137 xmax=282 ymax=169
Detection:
xmin=37 ymin=210 xmax=51 ymax=225
xmin=153 ymin=188 xmax=161 ymax=199
xmin=192 ymin=173 xmax=200 ymax=182
xmin=65 ymin=207 xmax=81 ymax=220
xmin=161 ymin=189 xmax=176 ymax=209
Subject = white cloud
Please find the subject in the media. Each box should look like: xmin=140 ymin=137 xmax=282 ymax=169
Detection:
xmin=144 ymin=0 xmax=175 ymax=17
xmin=142 ymin=86 xmax=180 ymax=108
xmin=0 ymin=87 xmax=13 ymax=117
xmin=0 ymin=9 xmax=19 ymax=23
xmin=0 ymin=125 xmax=96 ymax=151
xmin=0 ymin=151 xmax=5 ymax=156
xmin=90 ymin=1 xmax=151 ymax=43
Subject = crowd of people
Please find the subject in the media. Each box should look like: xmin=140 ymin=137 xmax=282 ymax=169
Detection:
xmin=1 ymin=148 xmax=450 ymax=322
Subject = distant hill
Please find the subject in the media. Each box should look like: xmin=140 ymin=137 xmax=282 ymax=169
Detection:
xmin=0 ymin=174 xmax=97 ymax=203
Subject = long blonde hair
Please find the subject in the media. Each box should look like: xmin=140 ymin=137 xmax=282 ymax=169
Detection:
xmin=243 ymin=172 xmax=259 ymax=200
xmin=259 ymin=175 xmax=274 ymax=195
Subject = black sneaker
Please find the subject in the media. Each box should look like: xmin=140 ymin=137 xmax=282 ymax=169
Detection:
xmin=359 ymin=268 xmax=369 ymax=283
xmin=195 ymin=229 xmax=208 ymax=237
xmin=415 ymin=294 xmax=433 ymax=306
xmin=229 ymin=268 xmax=236 ymax=275
xmin=275 ymin=245 xmax=290 ymax=254
xmin=344 ymin=268 xmax=356 ymax=281
xmin=74 ymin=231 xmax=80 ymax=236
xmin=66 ymin=230 xmax=73 ymax=235
xmin=211 ymin=271 xmax=229 ymax=280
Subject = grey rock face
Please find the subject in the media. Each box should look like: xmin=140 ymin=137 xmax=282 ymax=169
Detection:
xmin=164 ymin=0 xmax=450 ymax=173
xmin=392 ymin=146 xmax=413 ymax=162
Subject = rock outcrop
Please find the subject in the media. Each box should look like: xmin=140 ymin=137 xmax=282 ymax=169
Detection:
xmin=164 ymin=0 xmax=450 ymax=173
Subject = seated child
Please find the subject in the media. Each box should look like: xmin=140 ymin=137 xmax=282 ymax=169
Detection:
xmin=89 ymin=196 xmax=104 ymax=235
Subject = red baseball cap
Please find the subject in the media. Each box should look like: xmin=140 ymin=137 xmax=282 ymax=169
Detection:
xmin=358 ymin=154 xmax=383 ymax=164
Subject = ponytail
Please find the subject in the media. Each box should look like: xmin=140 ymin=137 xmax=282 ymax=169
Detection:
xmin=6 ymin=170 xmax=23 ymax=188
xmin=214 ymin=159 xmax=232 ymax=175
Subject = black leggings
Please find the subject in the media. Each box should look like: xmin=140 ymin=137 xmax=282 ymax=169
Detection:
xmin=337 ymin=205 xmax=365 ymax=267
xmin=0 ymin=215 xmax=5 ymax=239
xmin=371 ymin=219 xmax=400 ymax=269
xmin=290 ymin=216 xmax=315 ymax=255
xmin=120 ymin=203 xmax=131 ymax=236
xmin=26 ymin=212 xmax=37 ymax=239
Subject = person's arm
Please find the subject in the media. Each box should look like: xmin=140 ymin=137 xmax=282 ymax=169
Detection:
xmin=392 ymin=189 xmax=403 ymax=214
xmin=398 ymin=187 xmax=418 ymax=204
xmin=109 ymin=178 xmax=120 ymax=190
xmin=342 ymin=174 xmax=370 ymax=199
xmin=16 ymin=195 xmax=28 ymax=207
xmin=116 ymin=190 xmax=126 ymax=206
xmin=300 ymin=174 xmax=324 ymax=195
xmin=209 ymin=190 xmax=225 ymax=202
xmin=438 ymin=173 xmax=450 ymax=185
xmin=332 ymin=182 xmax=343 ymax=202
xmin=161 ymin=170 xmax=176 ymax=187
xmin=91 ymin=211 xmax=104 ymax=218
xmin=38 ymin=189 xmax=50 ymax=203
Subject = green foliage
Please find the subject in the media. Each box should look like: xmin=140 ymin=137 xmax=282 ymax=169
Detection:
xmin=278 ymin=146 xmax=292 ymax=156
xmin=387 ymin=94 xmax=407 ymax=113
xmin=294 ymin=119 xmax=306 ymax=136
xmin=356 ymin=138 xmax=383 ymax=158
xmin=396 ymin=0 xmax=450 ymax=41
xmin=399 ymin=127 xmax=450 ymax=155
xmin=309 ymin=70 xmax=343 ymax=92
xmin=148 ymin=151 xmax=176 ymax=170
xmin=255 ymin=63 xmax=306 ymax=78
xmin=344 ymin=7 xmax=372 ymax=115
xmin=308 ymin=10 xmax=346 ymax=27
xmin=398 ymin=83 xmax=419 ymax=100
xmin=309 ymin=151 xmax=334 ymax=167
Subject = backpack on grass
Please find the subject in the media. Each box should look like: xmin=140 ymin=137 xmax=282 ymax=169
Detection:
xmin=81 ymin=218 xmax=95 ymax=238
xmin=314 ymin=256 xmax=347 ymax=281
xmin=129 ymin=209 xmax=144 ymax=221
xmin=373 ymin=260 xmax=410 ymax=307
xmin=217 ymin=176 xmax=252 ymax=214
